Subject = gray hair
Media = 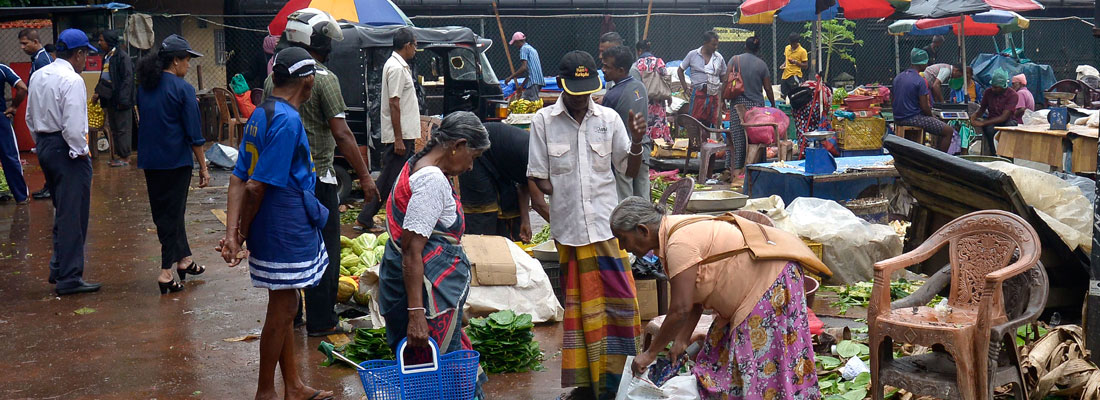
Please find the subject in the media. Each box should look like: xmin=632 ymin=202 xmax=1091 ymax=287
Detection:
xmin=414 ymin=111 xmax=491 ymax=160
xmin=610 ymin=196 xmax=665 ymax=232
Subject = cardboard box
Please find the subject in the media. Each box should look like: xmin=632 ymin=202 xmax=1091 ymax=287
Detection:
xmin=636 ymin=279 xmax=659 ymax=320
xmin=462 ymin=235 xmax=517 ymax=286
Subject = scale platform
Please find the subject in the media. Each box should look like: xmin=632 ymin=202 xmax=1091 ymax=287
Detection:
xmin=936 ymin=111 xmax=970 ymax=120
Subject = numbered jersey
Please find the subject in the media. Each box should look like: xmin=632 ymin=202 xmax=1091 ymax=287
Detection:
xmin=232 ymin=96 xmax=317 ymax=193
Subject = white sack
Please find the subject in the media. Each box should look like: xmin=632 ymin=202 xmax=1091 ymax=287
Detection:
xmin=464 ymin=241 xmax=564 ymax=323
xmin=980 ymin=161 xmax=1092 ymax=253
xmin=776 ymin=198 xmax=902 ymax=285
xmin=614 ymin=356 xmax=700 ymax=400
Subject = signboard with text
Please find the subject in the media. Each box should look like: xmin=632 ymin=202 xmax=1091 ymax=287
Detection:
xmin=713 ymin=27 xmax=755 ymax=43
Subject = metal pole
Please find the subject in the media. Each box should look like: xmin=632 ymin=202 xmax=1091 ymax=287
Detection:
xmin=480 ymin=18 xmax=485 ymax=38
xmin=960 ymin=19 xmax=968 ymax=102
xmin=772 ymin=19 xmax=777 ymax=86
xmin=815 ymin=15 xmax=822 ymax=78
xmin=894 ymin=35 xmax=900 ymax=76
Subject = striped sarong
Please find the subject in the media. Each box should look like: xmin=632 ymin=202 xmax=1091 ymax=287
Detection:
xmin=557 ymin=238 xmax=643 ymax=399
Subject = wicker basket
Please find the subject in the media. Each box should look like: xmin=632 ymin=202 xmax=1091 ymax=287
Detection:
xmin=832 ymin=116 xmax=887 ymax=151
xmin=843 ymin=197 xmax=889 ymax=224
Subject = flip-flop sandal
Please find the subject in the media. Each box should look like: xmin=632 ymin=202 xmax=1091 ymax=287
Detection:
xmin=306 ymin=390 xmax=334 ymax=400
xmin=307 ymin=320 xmax=354 ymax=337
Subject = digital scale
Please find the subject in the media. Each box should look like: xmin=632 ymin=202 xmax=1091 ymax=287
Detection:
xmin=933 ymin=103 xmax=972 ymax=120
xmin=803 ymin=131 xmax=837 ymax=175
xmin=936 ymin=111 xmax=970 ymax=120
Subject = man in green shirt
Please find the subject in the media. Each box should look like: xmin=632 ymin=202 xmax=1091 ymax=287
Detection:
xmin=266 ymin=8 xmax=378 ymax=336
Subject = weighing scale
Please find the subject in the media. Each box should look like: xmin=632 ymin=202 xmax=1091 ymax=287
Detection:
xmin=803 ymin=130 xmax=837 ymax=175
xmin=933 ymin=103 xmax=971 ymax=120
xmin=1045 ymin=91 xmax=1075 ymax=131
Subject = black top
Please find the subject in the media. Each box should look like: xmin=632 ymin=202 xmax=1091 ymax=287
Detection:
xmin=458 ymin=122 xmax=529 ymax=213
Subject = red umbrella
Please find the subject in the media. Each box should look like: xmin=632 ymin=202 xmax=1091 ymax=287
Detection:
xmin=740 ymin=0 xmax=791 ymax=16
xmin=984 ymin=0 xmax=1042 ymax=12
xmin=838 ymin=0 xmax=896 ymax=19
xmin=916 ymin=15 xmax=999 ymax=34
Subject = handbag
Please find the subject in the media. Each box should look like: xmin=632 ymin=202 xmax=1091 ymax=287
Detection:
xmin=722 ymin=55 xmax=745 ymax=101
xmin=789 ymin=86 xmax=814 ymax=111
xmin=639 ymin=58 xmax=672 ymax=102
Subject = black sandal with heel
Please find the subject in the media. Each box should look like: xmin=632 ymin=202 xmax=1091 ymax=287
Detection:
xmin=159 ymin=279 xmax=185 ymax=294
xmin=177 ymin=261 xmax=205 ymax=281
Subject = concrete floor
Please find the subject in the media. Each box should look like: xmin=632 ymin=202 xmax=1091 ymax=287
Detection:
xmin=0 ymin=154 xmax=567 ymax=399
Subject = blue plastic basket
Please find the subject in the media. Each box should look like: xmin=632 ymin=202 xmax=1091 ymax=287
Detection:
xmin=358 ymin=337 xmax=480 ymax=400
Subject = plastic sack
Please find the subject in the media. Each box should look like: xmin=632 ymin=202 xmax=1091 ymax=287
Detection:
xmin=980 ymin=161 xmax=1092 ymax=253
xmin=744 ymin=107 xmax=790 ymax=145
xmin=614 ymin=356 xmax=700 ymax=400
xmin=204 ymin=143 xmax=238 ymax=170
xmin=464 ymin=241 xmax=564 ymax=323
xmin=234 ymin=92 xmax=256 ymax=119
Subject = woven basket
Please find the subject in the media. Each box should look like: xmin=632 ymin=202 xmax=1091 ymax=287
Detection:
xmin=843 ymin=197 xmax=889 ymax=224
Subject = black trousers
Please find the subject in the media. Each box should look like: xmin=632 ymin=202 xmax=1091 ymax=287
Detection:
xmin=144 ymin=167 xmax=193 ymax=269
xmin=302 ymin=180 xmax=341 ymax=332
xmin=358 ymin=139 xmax=415 ymax=228
xmin=106 ymin=106 xmax=133 ymax=159
xmin=38 ymin=133 xmax=92 ymax=289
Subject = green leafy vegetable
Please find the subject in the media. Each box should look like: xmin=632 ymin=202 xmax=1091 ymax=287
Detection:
xmin=822 ymin=279 xmax=925 ymax=315
xmin=531 ymin=225 xmax=551 ymax=245
xmin=468 ymin=310 xmax=543 ymax=374
xmin=339 ymin=328 xmax=394 ymax=363
xmin=74 ymin=307 xmax=96 ymax=315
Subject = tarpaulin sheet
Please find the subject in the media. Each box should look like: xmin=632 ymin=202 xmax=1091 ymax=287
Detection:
xmin=971 ymin=54 xmax=1056 ymax=105
xmin=745 ymin=155 xmax=897 ymax=205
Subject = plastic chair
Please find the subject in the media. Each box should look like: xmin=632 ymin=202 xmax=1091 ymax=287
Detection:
xmin=212 ymin=87 xmax=247 ymax=145
xmin=675 ymin=114 xmax=727 ymax=180
xmin=734 ymin=104 xmax=793 ymax=165
xmin=657 ymin=176 xmax=695 ymax=215
xmin=868 ymin=210 xmax=1044 ymax=400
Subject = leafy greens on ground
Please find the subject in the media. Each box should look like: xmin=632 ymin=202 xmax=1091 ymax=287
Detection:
xmin=468 ymin=310 xmax=543 ymax=374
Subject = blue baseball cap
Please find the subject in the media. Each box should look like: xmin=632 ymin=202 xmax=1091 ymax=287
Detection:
xmin=56 ymin=28 xmax=98 ymax=53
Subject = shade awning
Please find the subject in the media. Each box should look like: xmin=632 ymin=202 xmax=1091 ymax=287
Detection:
xmin=0 ymin=3 xmax=131 ymax=22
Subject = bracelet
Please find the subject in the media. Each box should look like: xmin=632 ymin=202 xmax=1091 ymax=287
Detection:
xmin=407 ymin=307 xmax=426 ymax=312
xmin=237 ymin=231 xmax=247 ymax=241
xmin=628 ymin=146 xmax=644 ymax=156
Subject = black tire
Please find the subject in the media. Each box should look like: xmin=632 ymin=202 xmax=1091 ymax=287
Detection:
xmin=334 ymin=164 xmax=353 ymax=204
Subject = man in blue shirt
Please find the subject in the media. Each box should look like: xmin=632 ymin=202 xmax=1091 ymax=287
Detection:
xmin=504 ymin=32 xmax=544 ymax=101
xmin=0 ymin=63 xmax=29 ymax=204
xmin=600 ymin=45 xmax=650 ymax=201
xmin=892 ymin=48 xmax=954 ymax=152
xmin=19 ymin=28 xmax=54 ymax=199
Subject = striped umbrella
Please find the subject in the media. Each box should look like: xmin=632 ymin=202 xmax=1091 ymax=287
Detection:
xmin=268 ymin=0 xmax=412 ymax=36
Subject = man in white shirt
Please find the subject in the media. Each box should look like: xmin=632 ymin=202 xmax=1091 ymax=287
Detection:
xmin=358 ymin=27 xmax=420 ymax=232
xmin=26 ymin=29 xmax=101 ymax=296
xmin=527 ymin=50 xmax=647 ymax=399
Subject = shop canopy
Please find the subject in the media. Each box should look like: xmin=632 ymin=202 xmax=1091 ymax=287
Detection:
xmin=269 ymin=0 xmax=412 ymax=36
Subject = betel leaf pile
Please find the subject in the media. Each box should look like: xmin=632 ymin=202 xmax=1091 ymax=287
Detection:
xmin=468 ymin=310 xmax=543 ymax=374
xmin=340 ymin=328 xmax=394 ymax=363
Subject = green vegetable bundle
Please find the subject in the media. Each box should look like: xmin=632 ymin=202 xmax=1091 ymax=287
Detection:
xmin=531 ymin=225 xmax=551 ymax=245
xmin=340 ymin=328 xmax=394 ymax=363
xmin=468 ymin=310 xmax=543 ymax=374
xmin=339 ymin=232 xmax=390 ymax=277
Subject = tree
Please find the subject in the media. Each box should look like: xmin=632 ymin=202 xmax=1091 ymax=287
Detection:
xmin=802 ymin=19 xmax=863 ymax=81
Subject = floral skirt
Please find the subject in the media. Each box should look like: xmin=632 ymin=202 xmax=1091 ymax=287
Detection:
xmin=692 ymin=262 xmax=820 ymax=400
xmin=647 ymin=101 xmax=671 ymax=143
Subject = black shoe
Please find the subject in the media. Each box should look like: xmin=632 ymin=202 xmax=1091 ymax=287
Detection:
xmin=32 ymin=188 xmax=50 ymax=199
xmin=56 ymin=281 xmax=102 ymax=296
xmin=177 ymin=261 xmax=205 ymax=281
xmin=158 ymin=279 xmax=185 ymax=294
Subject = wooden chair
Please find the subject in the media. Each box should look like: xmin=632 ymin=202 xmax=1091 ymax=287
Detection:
xmin=675 ymin=114 xmax=727 ymax=180
xmin=734 ymin=104 xmax=794 ymax=165
xmin=868 ymin=210 xmax=1044 ymax=400
xmin=657 ymin=176 xmax=695 ymax=215
xmin=212 ymin=87 xmax=247 ymax=145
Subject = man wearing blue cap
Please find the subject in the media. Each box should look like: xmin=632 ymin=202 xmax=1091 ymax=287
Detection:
xmin=970 ymin=69 xmax=1018 ymax=156
xmin=892 ymin=48 xmax=955 ymax=152
xmin=25 ymin=28 xmax=101 ymax=296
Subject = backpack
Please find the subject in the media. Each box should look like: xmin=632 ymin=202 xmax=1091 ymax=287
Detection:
xmin=722 ymin=55 xmax=745 ymax=101
xmin=638 ymin=57 xmax=672 ymax=102
xmin=664 ymin=213 xmax=832 ymax=278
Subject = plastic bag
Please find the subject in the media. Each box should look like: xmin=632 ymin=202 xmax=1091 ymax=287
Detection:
xmin=980 ymin=161 xmax=1092 ymax=253
xmin=464 ymin=241 xmax=564 ymax=323
xmin=614 ymin=356 xmax=700 ymax=400
xmin=744 ymin=107 xmax=790 ymax=145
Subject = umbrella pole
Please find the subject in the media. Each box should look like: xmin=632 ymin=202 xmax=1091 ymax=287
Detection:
xmin=492 ymin=2 xmax=517 ymax=85
xmin=815 ymin=15 xmax=822 ymax=78
xmin=960 ymin=19 xmax=968 ymax=102
xmin=643 ymin=0 xmax=654 ymax=40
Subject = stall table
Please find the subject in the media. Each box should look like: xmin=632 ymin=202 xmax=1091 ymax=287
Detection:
xmin=995 ymin=124 xmax=1098 ymax=173
xmin=745 ymin=155 xmax=898 ymax=205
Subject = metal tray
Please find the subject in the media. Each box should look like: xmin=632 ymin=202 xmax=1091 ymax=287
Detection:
xmin=532 ymin=240 xmax=558 ymax=262
xmin=685 ymin=190 xmax=748 ymax=212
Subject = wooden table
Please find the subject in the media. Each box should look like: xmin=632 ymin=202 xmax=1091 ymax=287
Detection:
xmin=995 ymin=124 xmax=1099 ymax=173
xmin=745 ymin=155 xmax=899 ymax=205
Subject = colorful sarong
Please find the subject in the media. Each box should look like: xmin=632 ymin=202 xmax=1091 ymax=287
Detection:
xmin=690 ymin=88 xmax=721 ymax=127
xmin=557 ymin=238 xmax=643 ymax=399
xmin=692 ymin=262 xmax=820 ymax=400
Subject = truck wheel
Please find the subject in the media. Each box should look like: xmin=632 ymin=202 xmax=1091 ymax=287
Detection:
xmin=334 ymin=164 xmax=353 ymax=204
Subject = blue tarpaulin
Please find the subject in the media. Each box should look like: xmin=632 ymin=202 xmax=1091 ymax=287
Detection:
xmin=746 ymin=155 xmax=897 ymax=205
xmin=970 ymin=53 xmax=1057 ymax=105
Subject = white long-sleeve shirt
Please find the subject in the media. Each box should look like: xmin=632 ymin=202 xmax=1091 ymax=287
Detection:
xmin=26 ymin=59 xmax=89 ymax=158
xmin=527 ymin=95 xmax=632 ymax=247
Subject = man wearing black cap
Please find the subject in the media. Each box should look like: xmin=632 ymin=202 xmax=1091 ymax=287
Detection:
xmin=527 ymin=50 xmax=647 ymax=399
xmin=26 ymin=28 xmax=100 ymax=295
xmin=93 ymin=29 xmax=135 ymax=167
xmin=264 ymin=8 xmax=378 ymax=337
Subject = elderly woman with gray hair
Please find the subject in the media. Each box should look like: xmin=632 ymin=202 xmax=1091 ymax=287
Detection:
xmin=376 ymin=111 xmax=491 ymax=392
xmin=610 ymin=196 xmax=822 ymax=399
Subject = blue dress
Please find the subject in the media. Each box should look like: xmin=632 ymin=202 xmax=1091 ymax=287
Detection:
xmin=232 ymin=97 xmax=328 ymax=290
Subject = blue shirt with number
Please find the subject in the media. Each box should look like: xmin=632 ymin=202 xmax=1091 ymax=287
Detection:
xmin=233 ymin=97 xmax=316 ymax=193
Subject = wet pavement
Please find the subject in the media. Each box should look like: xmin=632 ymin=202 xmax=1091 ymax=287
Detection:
xmin=0 ymin=154 xmax=568 ymax=399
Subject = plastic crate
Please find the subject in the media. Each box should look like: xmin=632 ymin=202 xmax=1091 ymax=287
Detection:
xmin=832 ymin=116 xmax=886 ymax=151
xmin=359 ymin=338 xmax=480 ymax=400
xmin=542 ymin=261 xmax=563 ymax=306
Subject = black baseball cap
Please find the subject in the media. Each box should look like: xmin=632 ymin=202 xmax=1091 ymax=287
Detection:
xmin=272 ymin=47 xmax=317 ymax=77
xmin=558 ymin=50 xmax=602 ymax=96
xmin=161 ymin=34 xmax=203 ymax=58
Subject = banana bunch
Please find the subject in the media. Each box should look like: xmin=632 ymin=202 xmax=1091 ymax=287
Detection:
xmin=88 ymin=100 xmax=105 ymax=129
xmin=508 ymin=99 xmax=544 ymax=114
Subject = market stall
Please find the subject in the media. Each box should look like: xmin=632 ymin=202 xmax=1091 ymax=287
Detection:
xmin=745 ymin=155 xmax=898 ymax=205
xmin=995 ymin=124 xmax=1098 ymax=173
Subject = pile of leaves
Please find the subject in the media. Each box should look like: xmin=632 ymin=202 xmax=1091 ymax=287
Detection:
xmin=339 ymin=328 xmax=394 ymax=363
xmin=822 ymin=279 xmax=930 ymax=315
xmin=339 ymin=206 xmax=361 ymax=224
xmin=815 ymin=340 xmax=881 ymax=400
xmin=468 ymin=310 xmax=543 ymax=374
xmin=531 ymin=225 xmax=551 ymax=245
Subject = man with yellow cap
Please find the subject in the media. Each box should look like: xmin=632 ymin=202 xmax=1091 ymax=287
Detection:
xmin=892 ymin=48 xmax=955 ymax=152
xmin=970 ymin=69 xmax=1018 ymax=156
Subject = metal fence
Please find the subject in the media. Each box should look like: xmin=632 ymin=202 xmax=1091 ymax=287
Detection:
xmin=107 ymin=13 xmax=1098 ymax=94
